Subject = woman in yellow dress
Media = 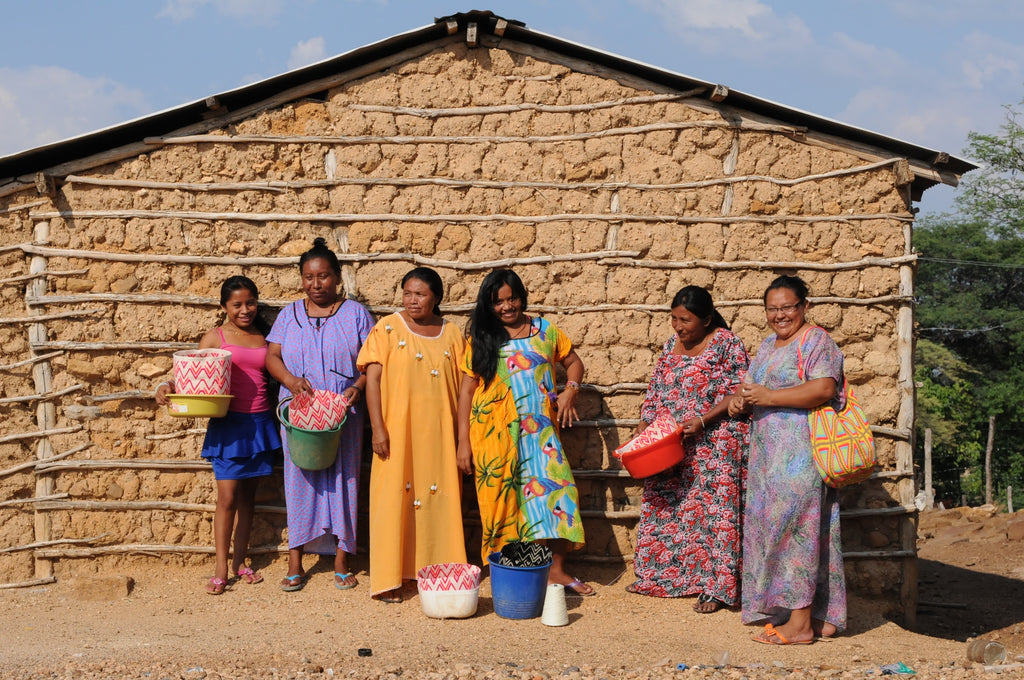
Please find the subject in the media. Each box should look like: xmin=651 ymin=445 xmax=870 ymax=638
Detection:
xmin=358 ymin=267 xmax=467 ymax=603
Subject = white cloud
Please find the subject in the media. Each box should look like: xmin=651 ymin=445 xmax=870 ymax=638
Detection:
xmin=160 ymin=0 xmax=286 ymax=23
xmin=825 ymin=33 xmax=909 ymax=82
xmin=958 ymin=31 xmax=1024 ymax=90
xmin=288 ymin=37 xmax=327 ymax=70
xmin=631 ymin=0 xmax=811 ymax=55
xmin=0 ymin=67 xmax=148 ymax=157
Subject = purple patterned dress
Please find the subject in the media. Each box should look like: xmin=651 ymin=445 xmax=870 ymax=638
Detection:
xmin=631 ymin=329 xmax=750 ymax=603
xmin=268 ymin=298 xmax=373 ymax=555
xmin=742 ymin=326 xmax=847 ymax=630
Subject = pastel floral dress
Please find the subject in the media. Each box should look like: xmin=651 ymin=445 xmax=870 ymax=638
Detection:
xmin=741 ymin=326 xmax=847 ymax=631
xmin=631 ymin=329 xmax=750 ymax=603
xmin=461 ymin=317 xmax=585 ymax=561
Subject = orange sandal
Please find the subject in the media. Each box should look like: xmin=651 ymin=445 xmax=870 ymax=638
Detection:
xmin=752 ymin=623 xmax=814 ymax=645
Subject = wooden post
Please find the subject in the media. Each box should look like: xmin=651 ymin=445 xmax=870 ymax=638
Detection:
xmin=985 ymin=416 xmax=995 ymax=506
xmin=28 ymin=220 xmax=55 ymax=580
xmin=924 ymin=428 xmax=934 ymax=510
xmin=896 ymin=233 xmax=918 ymax=628
xmin=1008 ymin=486 xmax=1014 ymax=514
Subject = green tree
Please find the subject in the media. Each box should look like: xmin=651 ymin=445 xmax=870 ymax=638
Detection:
xmin=914 ymin=98 xmax=1024 ymax=507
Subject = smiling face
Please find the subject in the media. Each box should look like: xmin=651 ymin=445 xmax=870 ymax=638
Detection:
xmin=670 ymin=305 xmax=711 ymax=347
xmin=764 ymin=287 xmax=808 ymax=341
xmin=492 ymin=284 xmax=525 ymax=328
xmin=402 ymin=277 xmax=438 ymax=323
xmin=223 ymin=287 xmax=258 ymax=330
xmin=301 ymin=257 xmax=339 ymax=307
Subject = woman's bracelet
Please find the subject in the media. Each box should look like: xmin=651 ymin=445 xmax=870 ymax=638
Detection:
xmin=698 ymin=415 xmax=706 ymax=429
xmin=565 ymin=380 xmax=580 ymax=392
xmin=351 ymin=384 xmax=363 ymax=394
xmin=156 ymin=381 xmax=172 ymax=391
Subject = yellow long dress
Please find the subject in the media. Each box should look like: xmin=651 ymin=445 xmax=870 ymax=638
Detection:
xmin=356 ymin=313 xmax=467 ymax=596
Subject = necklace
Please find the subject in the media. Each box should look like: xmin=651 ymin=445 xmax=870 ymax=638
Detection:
xmin=507 ymin=316 xmax=533 ymax=340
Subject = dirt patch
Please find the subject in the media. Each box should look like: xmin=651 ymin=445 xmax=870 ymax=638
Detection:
xmin=1 ymin=507 xmax=1022 ymax=679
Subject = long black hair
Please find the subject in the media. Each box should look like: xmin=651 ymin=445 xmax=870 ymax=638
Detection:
xmin=402 ymin=267 xmax=444 ymax=316
xmin=469 ymin=269 xmax=529 ymax=385
xmin=671 ymin=286 xmax=729 ymax=331
xmin=219 ymin=275 xmax=270 ymax=336
xmin=299 ymin=237 xmax=341 ymax=276
xmin=763 ymin=274 xmax=809 ymax=304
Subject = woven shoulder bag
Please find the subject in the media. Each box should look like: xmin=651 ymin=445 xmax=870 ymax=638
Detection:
xmin=796 ymin=327 xmax=876 ymax=487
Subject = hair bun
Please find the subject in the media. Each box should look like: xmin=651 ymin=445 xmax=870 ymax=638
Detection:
xmin=313 ymin=237 xmax=328 ymax=248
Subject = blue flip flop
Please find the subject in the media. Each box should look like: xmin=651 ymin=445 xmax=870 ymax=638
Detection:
xmin=280 ymin=573 xmax=307 ymax=592
xmin=335 ymin=572 xmax=358 ymax=590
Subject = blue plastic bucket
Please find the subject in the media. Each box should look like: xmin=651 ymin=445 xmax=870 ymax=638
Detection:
xmin=487 ymin=551 xmax=551 ymax=619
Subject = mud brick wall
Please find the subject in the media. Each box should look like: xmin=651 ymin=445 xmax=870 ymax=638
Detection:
xmin=0 ymin=40 xmax=918 ymax=617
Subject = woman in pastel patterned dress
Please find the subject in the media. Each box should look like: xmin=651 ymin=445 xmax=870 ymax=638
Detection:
xmin=729 ymin=275 xmax=846 ymax=644
xmin=358 ymin=267 xmax=467 ymax=604
xmin=266 ymin=238 xmax=373 ymax=592
xmin=626 ymin=286 xmax=749 ymax=613
xmin=456 ymin=269 xmax=594 ymax=596
xmin=156 ymin=276 xmax=280 ymax=595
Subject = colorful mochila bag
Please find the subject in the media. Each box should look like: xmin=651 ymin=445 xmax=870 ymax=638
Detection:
xmin=796 ymin=327 xmax=876 ymax=487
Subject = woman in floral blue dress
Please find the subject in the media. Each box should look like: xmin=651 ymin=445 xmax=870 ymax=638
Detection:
xmin=627 ymin=286 xmax=749 ymax=613
xmin=729 ymin=275 xmax=846 ymax=644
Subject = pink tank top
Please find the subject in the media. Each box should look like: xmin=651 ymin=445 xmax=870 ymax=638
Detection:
xmin=218 ymin=328 xmax=271 ymax=414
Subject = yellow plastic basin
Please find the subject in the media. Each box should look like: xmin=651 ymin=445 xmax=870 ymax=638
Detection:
xmin=167 ymin=394 xmax=233 ymax=418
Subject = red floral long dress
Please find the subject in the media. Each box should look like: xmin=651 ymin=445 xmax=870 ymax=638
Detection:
xmin=629 ymin=329 xmax=750 ymax=603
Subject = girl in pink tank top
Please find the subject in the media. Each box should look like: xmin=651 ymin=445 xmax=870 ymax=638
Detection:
xmin=155 ymin=276 xmax=281 ymax=595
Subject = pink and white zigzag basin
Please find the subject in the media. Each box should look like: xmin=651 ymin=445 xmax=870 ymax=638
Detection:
xmin=416 ymin=563 xmax=481 ymax=591
xmin=172 ymin=349 xmax=231 ymax=395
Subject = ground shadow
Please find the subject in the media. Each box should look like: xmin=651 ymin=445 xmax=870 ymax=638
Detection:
xmin=915 ymin=558 xmax=1024 ymax=640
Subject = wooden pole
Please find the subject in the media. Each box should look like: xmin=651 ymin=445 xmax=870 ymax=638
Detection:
xmin=1009 ymin=486 xmax=1014 ymax=514
xmin=985 ymin=415 xmax=995 ymax=505
xmin=924 ymin=428 xmax=934 ymax=510
xmin=28 ymin=220 xmax=55 ymax=581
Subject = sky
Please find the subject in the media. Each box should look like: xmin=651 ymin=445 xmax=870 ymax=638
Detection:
xmin=1 ymin=0 xmax=1023 ymax=217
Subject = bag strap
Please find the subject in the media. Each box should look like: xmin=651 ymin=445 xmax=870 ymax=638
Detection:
xmin=794 ymin=326 xmax=816 ymax=382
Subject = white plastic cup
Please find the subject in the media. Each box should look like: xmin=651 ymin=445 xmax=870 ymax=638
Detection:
xmin=541 ymin=583 xmax=569 ymax=626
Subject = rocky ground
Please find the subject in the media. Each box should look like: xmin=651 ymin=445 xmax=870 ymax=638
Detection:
xmin=1 ymin=506 xmax=1022 ymax=679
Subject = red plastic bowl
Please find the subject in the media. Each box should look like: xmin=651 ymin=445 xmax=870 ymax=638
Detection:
xmin=618 ymin=427 xmax=685 ymax=478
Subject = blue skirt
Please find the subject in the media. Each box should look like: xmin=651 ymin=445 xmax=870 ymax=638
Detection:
xmin=201 ymin=410 xmax=281 ymax=480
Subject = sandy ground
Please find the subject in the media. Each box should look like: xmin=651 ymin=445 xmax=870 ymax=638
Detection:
xmin=1 ymin=508 xmax=1022 ymax=679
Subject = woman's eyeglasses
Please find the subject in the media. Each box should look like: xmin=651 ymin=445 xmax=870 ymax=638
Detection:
xmin=765 ymin=303 xmax=802 ymax=314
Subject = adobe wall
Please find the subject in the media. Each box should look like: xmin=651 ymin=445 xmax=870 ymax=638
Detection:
xmin=0 ymin=41 xmax=917 ymax=614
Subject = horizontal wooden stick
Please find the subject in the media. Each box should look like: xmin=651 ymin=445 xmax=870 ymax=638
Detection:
xmin=0 ymin=383 xmax=84 ymax=405
xmin=77 ymin=390 xmax=151 ymax=404
xmin=0 ymin=443 xmax=91 ymax=478
xmin=0 ymin=577 xmax=57 ymax=589
xmin=0 ymin=350 xmax=64 ymax=371
xmin=347 ymin=91 xmax=703 ymax=118
xmin=145 ymin=119 xmax=802 ymax=147
xmin=578 ymin=505 xmax=917 ymax=521
xmin=0 ymin=199 xmax=46 ymax=215
xmin=35 ymin=458 xmax=209 ymax=474
xmin=34 ymin=500 xmax=286 ymax=514
xmin=25 ymin=295 xmax=912 ymax=318
xmin=0 ymin=533 xmax=110 ymax=554
xmin=0 ymin=308 xmax=105 ymax=325
xmin=605 ymin=254 xmax=918 ymax=272
xmin=29 ymin=341 xmax=194 ymax=351
xmin=30 ymin=208 xmax=913 ymax=225
xmin=34 ymin=543 xmax=288 ymax=558
xmin=577 ymin=382 xmax=648 ymax=395
xmin=0 ymin=493 xmax=69 ymax=508
xmin=0 ymin=269 xmax=90 ymax=285
xmin=145 ymin=429 xmax=206 ymax=440
xmin=0 ymin=425 xmax=81 ymax=444
xmin=66 ymin=158 xmax=901 ymax=195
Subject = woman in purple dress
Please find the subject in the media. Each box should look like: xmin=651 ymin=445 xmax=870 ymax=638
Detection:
xmin=729 ymin=275 xmax=846 ymax=644
xmin=626 ymin=286 xmax=749 ymax=613
xmin=266 ymin=238 xmax=373 ymax=592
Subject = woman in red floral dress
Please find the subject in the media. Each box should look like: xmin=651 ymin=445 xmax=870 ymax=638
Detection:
xmin=626 ymin=286 xmax=750 ymax=613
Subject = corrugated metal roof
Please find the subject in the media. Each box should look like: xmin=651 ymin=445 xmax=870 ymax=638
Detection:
xmin=0 ymin=10 xmax=976 ymax=192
